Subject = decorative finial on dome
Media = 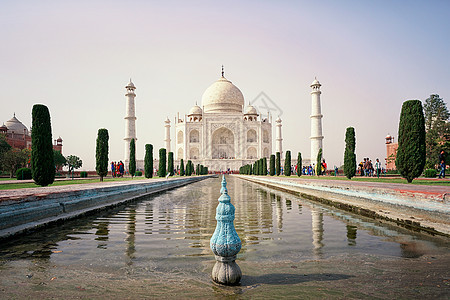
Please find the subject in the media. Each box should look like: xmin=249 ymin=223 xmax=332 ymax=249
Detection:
xmin=221 ymin=65 xmax=224 ymax=77
xmin=13 ymin=112 xmax=15 ymax=117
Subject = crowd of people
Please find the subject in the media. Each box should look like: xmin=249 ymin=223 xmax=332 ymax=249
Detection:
xmin=358 ymin=158 xmax=383 ymax=178
xmin=111 ymin=161 xmax=125 ymax=177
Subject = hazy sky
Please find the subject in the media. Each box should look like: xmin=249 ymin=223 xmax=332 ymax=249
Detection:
xmin=1 ymin=0 xmax=449 ymax=170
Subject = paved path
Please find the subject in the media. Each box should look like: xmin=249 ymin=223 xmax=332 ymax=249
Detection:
xmin=0 ymin=177 xmax=182 ymax=201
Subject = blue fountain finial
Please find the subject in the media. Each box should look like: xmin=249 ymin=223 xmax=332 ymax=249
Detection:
xmin=220 ymin=175 xmax=228 ymax=194
xmin=210 ymin=175 xmax=242 ymax=285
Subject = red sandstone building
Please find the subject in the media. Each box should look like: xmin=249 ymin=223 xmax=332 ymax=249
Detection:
xmin=1 ymin=114 xmax=63 ymax=153
xmin=385 ymin=135 xmax=398 ymax=170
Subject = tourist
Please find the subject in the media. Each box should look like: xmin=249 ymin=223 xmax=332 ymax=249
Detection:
xmin=322 ymin=159 xmax=327 ymax=176
xmin=359 ymin=160 xmax=364 ymax=176
xmin=375 ymin=158 xmax=382 ymax=178
xmin=119 ymin=161 xmax=124 ymax=177
xmin=439 ymin=151 xmax=446 ymax=179
xmin=111 ymin=161 xmax=115 ymax=177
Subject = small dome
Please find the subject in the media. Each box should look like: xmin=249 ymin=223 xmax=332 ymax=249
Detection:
xmin=4 ymin=115 xmax=28 ymax=133
xmin=244 ymin=104 xmax=258 ymax=115
xmin=275 ymin=117 xmax=282 ymax=123
xmin=57 ymin=136 xmax=63 ymax=142
xmin=165 ymin=117 xmax=171 ymax=123
xmin=311 ymin=78 xmax=321 ymax=86
xmin=201 ymin=76 xmax=244 ymax=113
xmin=188 ymin=105 xmax=202 ymax=115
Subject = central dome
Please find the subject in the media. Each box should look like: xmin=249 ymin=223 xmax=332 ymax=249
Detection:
xmin=201 ymin=76 xmax=244 ymax=113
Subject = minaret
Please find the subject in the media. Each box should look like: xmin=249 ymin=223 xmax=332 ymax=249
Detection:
xmin=310 ymin=78 xmax=323 ymax=162
xmin=124 ymin=79 xmax=137 ymax=162
xmin=164 ymin=117 xmax=171 ymax=153
xmin=275 ymin=117 xmax=283 ymax=159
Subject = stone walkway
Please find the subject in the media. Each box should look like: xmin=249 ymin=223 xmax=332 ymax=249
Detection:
xmin=0 ymin=177 xmax=177 ymax=202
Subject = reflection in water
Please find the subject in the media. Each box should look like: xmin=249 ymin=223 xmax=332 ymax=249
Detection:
xmin=346 ymin=225 xmax=357 ymax=246
xmin=311 ymin=208 xmax=324 ymax=259
xmin=0 ymin=176 xmax=448 ymax=275
xmin=126 ymin=207 xmax=136 ymax=261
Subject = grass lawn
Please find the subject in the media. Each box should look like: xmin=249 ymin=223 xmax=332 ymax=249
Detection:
xmin=258 ymin=175 xmax=450 ymax=186
xmin=0 ymin=176 xmax=150 ymax=190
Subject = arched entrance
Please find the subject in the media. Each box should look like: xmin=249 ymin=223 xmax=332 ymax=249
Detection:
xmin=212 ymin=127 xmax=235 ymax=159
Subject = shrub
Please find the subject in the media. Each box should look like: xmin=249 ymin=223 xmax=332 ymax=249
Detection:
xmin=316 ymin=148 xmax=323 ymax=176
xmin=424 ymin=169 xmax=437 ymax=178
xmin=135 ymin=171 xmax=143 ymax=176
xmin=129 ymin=139 xmax=136 ymax=177
xmin=269 ymin=154 xmax=275 ymax=176
xmin=180 ymin=159 xmax=185 ymax=176
xmin=16 ymin=168 xmax=32 ymax=180
xmin=168 ymin=152 xmax=174 ymax=176
xmin=80 ymin=171 xmax=88 ymax=178
xmin=297 ymin=152 xmax=302 ymax=177
xmin=158 ymin=148 xmax=166 ymax=177
xmin=144 ymin=144 xmax=153 ymax=178
xmin=276 ymin=152 xmax=281 ymax=176
xmin=344 ymin=127 xmax=357 ymax=179
xmin=284 ymin=150 xmax=291 ymax=176
xmin=96 ymin=128 xmax=109 ymax=182
xmin=263 ymin=157 xmax=267 ymax=176
xmin=396 ymin=100 xmax=426 ymax=183
xmin=31 ymin=104 xmax=55 ymax=186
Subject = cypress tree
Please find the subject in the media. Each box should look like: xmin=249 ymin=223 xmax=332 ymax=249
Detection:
xmin=316 ymin=148 xmax=323 ymax=176
xmin=396 ymin=100 xmax=426 ymax=183
xmin=158 ymin=148 xmax=166 ymax=177
xmin=297 ymin=152 xmax=302 ymax=177
xmin=129 ymin=138 xmax=136 ymax=177
xmin=276 ymin=152 xmax=281 ymax=176
xmin=186 ymin=160 xmax=192 ymax=176
xmin=344 ymin=127 xmax=357 ymax=179
xmin=263 ymin=157 xmax=267 ymax=175
xmin=270 ymin=154 xmax=275 ymax=176
xmin=168 ymin=152 xmax=174 ymax=176
xmin=257 ymin=159 xmax=262 ymax=175
xmin=180 ymin=159 xmax=185 ymax=176
xmin=95 ymin=128 xmax=109 ymax=182
xmin=31 ymin=104 xmax=55 ymax=186
xmin=284 ymin=150 xmax=291 ymax=176
xmin=144 ymin=144 xmax=153 ymax=178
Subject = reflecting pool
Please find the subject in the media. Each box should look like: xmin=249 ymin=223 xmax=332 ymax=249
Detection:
xmin=0 ymin=176 xmax=448 ymax=298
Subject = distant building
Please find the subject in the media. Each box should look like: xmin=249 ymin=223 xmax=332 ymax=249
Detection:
xmin=1 ymin=113 xmax=63 ymax=153
xmin=385 ymin=135 xmax=398 ymax=170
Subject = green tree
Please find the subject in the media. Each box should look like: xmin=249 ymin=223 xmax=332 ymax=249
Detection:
xmin=53 ymin=150 xmax=66 ymax=171
xmin=269 ymin=154 xmax=275 ymax=176
xmin=284 ymin=150 xmax=291 ymax=176
xmin=95 ymin=128 xmax=109 ymax=182
xmin=144 ymin=144 xmax=153 ymax=178
xmin=31 ymin=104 xmax=55 ymax=186
xmin=423 ymin=94 xmax=450 ymax=168
xmin=180 ymin=159 xmax=185 ymax=176
xmin=396 ymin=100 xmax=426 ymax=183
xmin=188 ymin=160 xmax=194 ymax=176
xmin=0 ymin=134 xmax=12 ymax=172
xmin=168 ymin=152 xmax=174 ymax=176
xmin=158 ymin=148 xmax=166 ymax=177
xmin=65 ymin=155 xmax=82 ymax=180
xmin=316 ymin=148 xmax=323 ymax=176
xmin=297 ymin=152 xmax=302 ymax=177
xmin=263 ymin=157 xmax=267 ymax=175
xmin=344 ymin=127 xmax=357 ymax=179
xmin=3 ymin=148 xmax=28 ymax=178
xmin=276 ymin=152 xmax=281 ymax=176
xmin=129 ymin=139 xmax=136 ymax=177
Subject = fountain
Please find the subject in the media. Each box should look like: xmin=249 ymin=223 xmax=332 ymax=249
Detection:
xmin=210 ymin=175 xmax=242 ymax=285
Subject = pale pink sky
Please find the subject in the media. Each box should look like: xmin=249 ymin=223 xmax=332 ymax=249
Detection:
xmin=1 ymin=1 xmax=449 ymax=170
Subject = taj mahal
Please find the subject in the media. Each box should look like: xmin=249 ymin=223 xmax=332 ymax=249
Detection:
xmin=124 ymin=67 xmax=324 ymax=172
